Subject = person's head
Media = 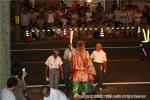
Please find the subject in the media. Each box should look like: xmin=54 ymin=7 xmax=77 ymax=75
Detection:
xmin=41 ymin=86 xmax=50 ymax=97
xmin=96 ymin=43 xmax=102 ymax=51
xmin=98 ymin=2 xmax=101 ymax=6
xmin=144 ymin=5 xmax=148 ymax=9
xmin=76 ymin=41 xmax=85 ymax=52
xmin=73 ymin=0 xmax=77 ymax=4
xmin=87 ymin=8 xmax=90 ymax=12
xmin=7 ymin=77 xmax=18 ymax=90
xmin=53 ymin=49 xmax=59 ymax=58
xmin=83 ymin=2 xmax=87 ymax=6
xmin=68 ymin=43 xmax=72 ymax=49
xmin=121 ymin=7 xmax=126 ymax=11
xmin=11 ymin=63 xmax=23 ymax=79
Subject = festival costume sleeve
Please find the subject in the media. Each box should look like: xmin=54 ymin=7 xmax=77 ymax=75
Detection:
xmin=70 ymin=51 xmax=96 ymax=82
xmin=86 ymin=51 xmax=96 ymax=81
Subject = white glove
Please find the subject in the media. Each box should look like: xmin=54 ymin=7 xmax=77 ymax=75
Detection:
xmin=46 ymin=77 xmax=49 ymax=81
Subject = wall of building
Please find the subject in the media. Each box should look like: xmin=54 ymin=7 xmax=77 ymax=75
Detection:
xmin=0 ymin=0 xmax=11 ymax=94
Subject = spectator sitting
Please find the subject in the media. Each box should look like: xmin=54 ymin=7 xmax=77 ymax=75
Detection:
xmin=36 ymin=14 xmax=45 ymax=29
xmin=134 ymin=8 xmax=142 ymax=27
xmin=113 ymin=7 xmax=121 ymax=27
xmin=70 ymin=1 xmax=78 ymax=12
xmin=96 ymin=2 xmax=104 ymax=11
xmin=85 ymin=8 xmax=92 ymax=26
xmin=105 ymin=10 xmax=114 ymax=23
xmin=21 ymin=9 xmax=30 ymax=29
xmin=11 ymin=0 xmax=150 ymax=41
xmin=47 ymin=10 xmax=55 ymax=27
xmin=65 ymin=7 xmax=72 ymax=26
xmin=120 ymin=8 xmax=127 ymax=26
xmin=126 ymin=5 xmax=134 ymax=26
xmin=143 ymin=5 xmax=149 ymax=17
xmin=29 ymin=8 xmax=37 ymax=26
xmin=60 ymin=15 xmax=67 ymax=27
xmin=1 ymin=77 xmax=18 ymax=100
xmin=147 ymin=7 xmax=150 ymax=25
xmin=71 ymin=10 xmax=79 ymax=27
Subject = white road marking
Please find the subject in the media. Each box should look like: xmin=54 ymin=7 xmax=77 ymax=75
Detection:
xmin=27 ymin=82 xmax=150 ymax=88
xmin=19 ymin=59 xmax=139 ymax=64
xmin=11 ymin=46 xmax=139 ymax=52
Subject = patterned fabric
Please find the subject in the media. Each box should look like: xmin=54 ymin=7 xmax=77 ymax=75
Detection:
xmin=45 ymin=55 xmax=63 ymax=69
xmin=73 ymin=82 xmax=93 ymax=94
xmin=71 ymin=50 xmax=96 ymax=94
xmin=71 ymin=50 xmax=96 ymax=82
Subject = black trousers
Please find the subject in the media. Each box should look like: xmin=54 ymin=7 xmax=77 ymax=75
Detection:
xmin=93 ymin=62 xmax=104 ymax=88
xmin=63 ymin=61 xmax=70 ymax=85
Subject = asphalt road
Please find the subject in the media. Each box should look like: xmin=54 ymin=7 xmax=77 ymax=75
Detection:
xmin=11 ymin=39 xmax=150 ymax=100
xmin=11 ymin=39 xmax=150 ymax=84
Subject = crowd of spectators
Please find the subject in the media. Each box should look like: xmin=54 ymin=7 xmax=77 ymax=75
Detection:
xmin=10 ymin=0 xmax=150 ymax=41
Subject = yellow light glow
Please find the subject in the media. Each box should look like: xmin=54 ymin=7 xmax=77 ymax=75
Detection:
xmin=15 ymin=16 xmax=19 ymax=24
xmin=87 ymin=0 xmax=91 ymax=3
xmin=142 ymin=29 xmax=150 ymax=43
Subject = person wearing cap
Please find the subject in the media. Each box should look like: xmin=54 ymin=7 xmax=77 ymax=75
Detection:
xmin=45 ymin=49 xmax=63 ymax=89
xmin=91 ymin=43 xmax=107 ymax=91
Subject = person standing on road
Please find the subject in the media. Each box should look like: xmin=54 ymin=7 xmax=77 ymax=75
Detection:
xmin=70 ymin=41 xmax=96 ymax=97
xmin=63 ymin=44 xmax=74 ymax=87
xmin=45 ymin=49 xmax=64 ymax=89
xmin=91 ymin=43 xmax=107 ymax=91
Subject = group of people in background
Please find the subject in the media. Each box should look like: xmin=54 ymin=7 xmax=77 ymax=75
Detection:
xmin=45 ymin=41 xmax=107 ymax=98
xmin=1 ymin=63 xmax=28 ymax=100
xmin=0 ymin=41 xmax=107 ymax=100
xmin=12 ymin=0 xmax=150 ymax=28
xmin=0 ymin=63 xmax=68 ymax=100
xmin=10 ymin=0 xmax=150 ymax=41
xmin=0 ymin=40 xmax=107 ymax=100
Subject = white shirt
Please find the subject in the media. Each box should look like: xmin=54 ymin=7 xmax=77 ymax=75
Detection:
xmin=85 ymin=12 xmax=92 ymax=18
xmin=47 ymin=13 xmax=54 ymax=24
xmin=85 ymin=12 xmax=92 ymax=22
xmin=126 ymin=10 xmax=134 ymax=23
xmin=1 ymin=88 xmax=16 ymax=100
xmin=120 ymin=11 xmax=127 ymax=23
xmin=91 ymin=50 xmax=107 ymax=63
xmin=45 ymin=55 xmax=63 ymax=69
xmin=21 ymin=13 xmax=30 ymax=26
xmin=63 ymin=48 xmax=75 ymax=60
xmin=114 ymin=10 xmax=121 ymax=22
xmin=63 ymin=48 xmax=71 ymax=60
xmin=106 ymin=13 xmax=113 ymax=21
xmin=44 ymin=88 xmax=68 ymax=100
